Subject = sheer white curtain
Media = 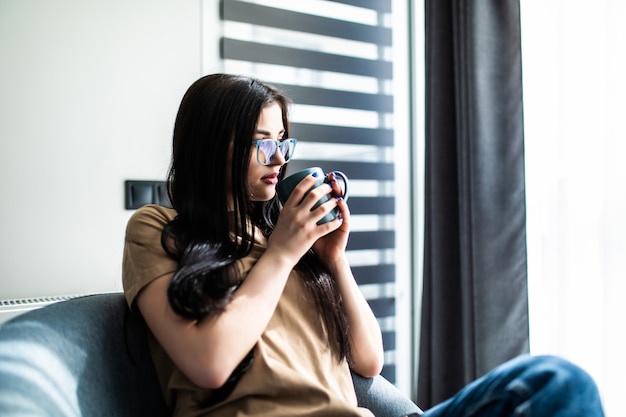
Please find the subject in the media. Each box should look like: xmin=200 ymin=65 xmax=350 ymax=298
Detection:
xmin=521 ymin=1 xmax=626 ymax=416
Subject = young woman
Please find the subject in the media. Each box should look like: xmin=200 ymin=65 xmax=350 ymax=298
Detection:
xmin=123 ymin=73 xmax=605 ymax=417
xmin=123 ymin=73 xmax=384 ymax=416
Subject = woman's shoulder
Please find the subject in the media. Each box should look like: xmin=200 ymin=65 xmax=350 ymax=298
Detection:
xmin=125 ymin=204 xmax=178 ymax=240
xmin=123 ymin=204 xmax=179 ymax=308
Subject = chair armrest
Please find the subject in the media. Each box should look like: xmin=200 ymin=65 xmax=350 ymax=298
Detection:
xmin=352 ymin=371 xmax=423 ymax=417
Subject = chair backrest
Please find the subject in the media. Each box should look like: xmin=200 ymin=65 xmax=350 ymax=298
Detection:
xmin=0 ymin=292 xmax=422 ymax=417
xmin=0 ymin=293 xmax=168 ymax=417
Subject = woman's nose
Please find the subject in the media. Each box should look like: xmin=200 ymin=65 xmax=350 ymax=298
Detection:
xmin=270 ymin=149 xmax=286 ymax=165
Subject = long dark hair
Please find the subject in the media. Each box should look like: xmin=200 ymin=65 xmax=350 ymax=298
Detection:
xmin=162 ymin=74 xmax=351 ymax=363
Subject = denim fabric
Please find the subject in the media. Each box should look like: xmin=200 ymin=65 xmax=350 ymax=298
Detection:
xmin=421 ymin=355 xmax=604 ymax=417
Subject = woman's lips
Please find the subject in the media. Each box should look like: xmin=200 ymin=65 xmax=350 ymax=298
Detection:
xmin=261 ymin=172 xmax=279 ymax=185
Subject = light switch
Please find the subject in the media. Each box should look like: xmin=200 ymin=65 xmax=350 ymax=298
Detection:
xmin=125 ymin=180 xmax=170 ymax=209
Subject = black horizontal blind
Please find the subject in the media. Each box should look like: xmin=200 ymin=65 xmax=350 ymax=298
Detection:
xmin=221 ymin=0 xmax=399 ymax=383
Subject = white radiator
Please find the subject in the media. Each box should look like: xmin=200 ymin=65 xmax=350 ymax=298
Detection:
xmin=0 ymin=295 xmax=83 ymax=324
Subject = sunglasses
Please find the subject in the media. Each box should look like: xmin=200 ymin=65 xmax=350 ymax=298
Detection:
xmin=253 ymin=138 xmax=298 ymax=165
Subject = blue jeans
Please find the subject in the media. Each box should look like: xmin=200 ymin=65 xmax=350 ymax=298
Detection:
xmin=421 ymin=355 xmax=604 ymax=417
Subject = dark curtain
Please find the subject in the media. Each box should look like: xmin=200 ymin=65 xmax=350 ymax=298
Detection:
xmin=417 ymin=0 xmax=529 ymax=409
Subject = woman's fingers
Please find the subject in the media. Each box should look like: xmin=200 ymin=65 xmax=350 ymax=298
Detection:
xmin=326 ymin=172 xmax=344 ymax=199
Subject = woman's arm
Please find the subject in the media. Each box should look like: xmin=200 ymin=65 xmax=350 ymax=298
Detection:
xmin=136 ymin=247 xmax=293 ymax=389
xmin=136 ymin=174 xmax=345 ymax=389
xmin=330 ymin=254 xmax=385 ymax=377
xmin=312 ymin=198 xmax=385 ymax=377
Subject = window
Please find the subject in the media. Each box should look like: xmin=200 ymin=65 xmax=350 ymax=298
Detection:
xmin=521 ymin=1 xmax=626 ymax=415
xmin=220 ymin=0 xmax=413 ymax=392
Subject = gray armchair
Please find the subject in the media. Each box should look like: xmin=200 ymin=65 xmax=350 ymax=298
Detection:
xmin=0 ymin=293 xmax=422 ymax=417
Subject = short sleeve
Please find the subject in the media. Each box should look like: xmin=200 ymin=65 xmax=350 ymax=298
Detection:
xmin=122 ymin=204 xmax=179 ymax=308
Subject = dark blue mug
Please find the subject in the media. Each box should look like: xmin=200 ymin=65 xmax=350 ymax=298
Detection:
xmin=276 ymin=167 xmax=349 ymax=224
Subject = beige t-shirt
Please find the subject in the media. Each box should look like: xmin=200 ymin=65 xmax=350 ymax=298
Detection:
xmin=122 ymin=204 xmax=374 ymax=416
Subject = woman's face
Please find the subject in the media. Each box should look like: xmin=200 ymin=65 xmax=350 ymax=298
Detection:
xmin=247 ymin=102 xmax=287 ymax=202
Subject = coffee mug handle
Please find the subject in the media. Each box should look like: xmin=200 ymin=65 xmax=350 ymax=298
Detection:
xmin=329 ymin=170 xmax=349 ymax=201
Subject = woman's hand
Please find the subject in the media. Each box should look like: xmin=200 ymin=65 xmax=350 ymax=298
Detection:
xmin=311 ymin=195 xmax=350 ymax=266
xmin=267 ymin=173 xmax=345 ymax=266
xmin=311 ymin=172 xmax=350 ymax=263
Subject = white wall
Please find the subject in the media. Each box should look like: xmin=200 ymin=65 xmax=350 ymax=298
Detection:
xmin=0 ymin=0 xmax=219 ymax=299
